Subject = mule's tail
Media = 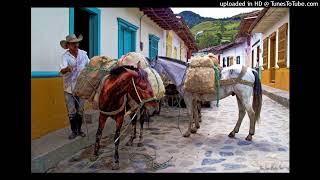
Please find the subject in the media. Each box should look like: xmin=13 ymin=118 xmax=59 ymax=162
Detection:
xmin=252 ymin=70 xmax=262 ymax=123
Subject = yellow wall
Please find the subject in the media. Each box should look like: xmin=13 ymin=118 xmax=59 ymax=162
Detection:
xmin=173 ymin=47 xmax=177 ymax=59
xmin=166 ymin=31 xmax=173 ymax=58
xmin=31 ymin=77 xmax=69 ymax=140
xmin=180 ymin=43 xmax=184 ymax=60
xmin=261 ymin=68 xmax=289 ymax=91
xmin=275 ymin=68 xmax=289 ymax=91
xmin=261 ymin=69 xmax=270 ymax=85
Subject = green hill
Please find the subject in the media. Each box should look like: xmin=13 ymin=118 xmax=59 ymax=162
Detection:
xmin=178 ymin=10 xmax=259 ymax=50
xmin=178 ymin=11 xmax=216 ymax=29
xmin=191 ymin=20 xmax=240 ymax=49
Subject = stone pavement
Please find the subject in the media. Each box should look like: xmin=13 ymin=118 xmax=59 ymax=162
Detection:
xmin=47 ymin=95 xmax=289 ymax=173
xmin=32 ymin=110 xmax=125 ymax=172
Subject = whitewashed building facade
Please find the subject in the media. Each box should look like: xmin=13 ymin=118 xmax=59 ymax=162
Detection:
xmin=31 ymin=7 xmax=197 ymax=139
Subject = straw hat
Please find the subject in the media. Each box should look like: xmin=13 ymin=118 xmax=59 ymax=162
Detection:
xmin=60 ymin=34 xmax=83 ymax=49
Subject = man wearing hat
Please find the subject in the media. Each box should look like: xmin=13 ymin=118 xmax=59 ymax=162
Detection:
xmin=59 ymin=34 xmax=90 ymax=139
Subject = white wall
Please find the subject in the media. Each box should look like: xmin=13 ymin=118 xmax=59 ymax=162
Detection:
xmin=162 ymin=30 xmax=167 ymax=57
xmin=32 ymin=7 xmax=188 ymax=72
xmin=172 ymin=31 xmax=188 ymax=62
xmin=100 ymin=8 xmax=165 ymax=59
xmin=263 ymin=11 xmax=289 ymax=68
xmin=162 ymin=30 xmax=188 ymax=61
xmin=250 ymin=33 xmax=264 ymax=68
xmin=220 ymin=43 xmax=246 ymax=66
xmin=172 ymin=32 xmax=181 ymax=59
xmin=100 ymin=8 xmax=140 ymax=59
xmin=31 ymin=8 xmax=69 ymax=72
xmin=141 ymin=15 xmax=164 ymax=58
xmin=183 ymin=45 xmax=188 ymax=62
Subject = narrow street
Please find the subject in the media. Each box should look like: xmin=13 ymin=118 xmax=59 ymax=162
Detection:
xmin=48 ymin=95 xmax=289 ymax=173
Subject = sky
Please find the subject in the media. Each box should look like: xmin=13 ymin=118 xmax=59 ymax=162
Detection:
xmin=171 ymin=8 xmax=263 ymax=19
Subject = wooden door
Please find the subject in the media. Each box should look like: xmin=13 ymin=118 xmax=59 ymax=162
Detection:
xmin=270 ymin=32 xmax=276 ymax=83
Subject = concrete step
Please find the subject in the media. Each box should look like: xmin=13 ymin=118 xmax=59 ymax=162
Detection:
xmin=31 ymin=110 xmax=132 ymax=172
xmin=262 ymin=85 xmax=289 ymax=108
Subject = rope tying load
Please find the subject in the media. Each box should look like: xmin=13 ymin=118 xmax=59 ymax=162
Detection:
xmin=219 ymin=66 xmax=254 ymax=87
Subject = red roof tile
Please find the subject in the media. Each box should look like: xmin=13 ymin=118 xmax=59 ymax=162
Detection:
xmin=140 ymin=8 xmax=198 ymax=51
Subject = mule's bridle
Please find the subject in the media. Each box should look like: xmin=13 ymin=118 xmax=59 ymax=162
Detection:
xmin=131 ymin=77 xmax=142 ymax=103
xmin=99 ymin=77 xmax=157 ymax=116
xmin=130 ymin=77 xmax=158 ymax=108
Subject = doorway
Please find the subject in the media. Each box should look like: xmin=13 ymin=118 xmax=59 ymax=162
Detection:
xmin=72 ymin=8 xmax=100 ymax=58
xmin=227 ymin=57 xmax=230 ymax=66
xmin=251 ymin=49 xmax=254 ymax=68
xmin=257 ymin=45 xmax=260 ymax=67
xmin=269 ymin=33 xmax=276 ymax=83
xmin=74 ymin=8 xmax=90 ymax=56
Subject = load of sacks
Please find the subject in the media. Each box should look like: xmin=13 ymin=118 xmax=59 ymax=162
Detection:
xmin=72 ymin=56 xmax=117 ymax=100
xmin=73 ymin=52 xmax=165 ymax=107
xmin=119 ymin=52 xmax=165 ymax=99
xmin=183 ymin=54 xmax=218 ymax=94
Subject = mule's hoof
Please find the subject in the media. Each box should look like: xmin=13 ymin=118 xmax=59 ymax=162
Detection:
xmin=195 ymin=124 xmax=200 ymax=129
xmin=112 ymin=162 xmax=120 ymax=170
xmin=245 ymin=135 xmax=252 ymax=141
xmin=190 ymin=128 xmax=197 ymax=133
xmin=199 ymin=119 xmax=202 ymax=122
xmin=183 ymin=131 xmax=191 ymax=137
xmin=137 ymin=142 xmax=144 ymax=147
xmin=228 ymin=131 xmax=235 ymax=138
xmin=89 ymin=155 xmax=98 ymax=162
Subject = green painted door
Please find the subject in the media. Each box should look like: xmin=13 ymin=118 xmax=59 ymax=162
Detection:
xmin=149 ymin=34 xmax=160 ymax=60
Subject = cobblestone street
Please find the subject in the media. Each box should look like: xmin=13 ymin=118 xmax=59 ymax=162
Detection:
xmin=48 ymin=95 xmax=289 ymax=173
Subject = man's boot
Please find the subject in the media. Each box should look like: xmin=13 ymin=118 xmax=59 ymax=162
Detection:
xmin=69 ymin=115 xmax=78 ymax=139
xmin=76 ymin=114 xmax=86 ymax=137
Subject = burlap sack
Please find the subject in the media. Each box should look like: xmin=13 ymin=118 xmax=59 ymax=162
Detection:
xmin=190 ymin=56 xmax=214 ymax=68
xmin=118 ymin=52 xmax=149 ymax=69
xmin=207 ymin=53 xmax=220 ymax=68
xmin=90 ymin=74 xmax=109 ymax=109
xmin=144 ymin=67 xmax=165 ymax=99
xmin=184 ymin=67 xmax=216 ymax=94
xmin=73 ymin=56 xmax=118 ymax=99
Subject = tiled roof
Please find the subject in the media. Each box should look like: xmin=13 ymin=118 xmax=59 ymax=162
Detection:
xmin=140 ymin=8 xmax=198 ymax=51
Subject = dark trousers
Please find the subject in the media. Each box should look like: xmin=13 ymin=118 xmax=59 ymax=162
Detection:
xmin=64 ymin=92 xmax=85 ymax=134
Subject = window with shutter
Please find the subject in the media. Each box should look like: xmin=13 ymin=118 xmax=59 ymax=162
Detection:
xmin=263 ymin=37 xmax=269 ymax=69
xmin=180 ymin=42 xmax=184 ymax=60
xmin=277 ymin=23 xmax=288 ymax=68
xmin=166 ymin=31 xmax=173 ymax=58
xmin=117 ymin=18 xmax=138 ymax=58
xmin=149 ymin=34 xmax=159 ymax=60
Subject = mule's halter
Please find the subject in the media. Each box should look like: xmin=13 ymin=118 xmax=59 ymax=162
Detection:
xmin=131 ymin=78 xmax=142 ymax=103
xmin=100 ymin=77 xmax=157 ymax=116
xmin=131 ymin=77 xmax=158 ymax=108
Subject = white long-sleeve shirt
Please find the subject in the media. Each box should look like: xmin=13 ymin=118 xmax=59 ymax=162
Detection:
xmin=59 ymin=49 xmax=90 ymax=93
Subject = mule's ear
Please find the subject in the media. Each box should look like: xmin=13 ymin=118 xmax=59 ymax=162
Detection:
xmin=137 ymin=61 xmax=142 ymax=69
xmin=124 ymin=68 xmax=138 ymax=77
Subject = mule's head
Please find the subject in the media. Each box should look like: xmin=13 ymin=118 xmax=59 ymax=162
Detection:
xmin=128 ymin=68 xmax=157 ymax=112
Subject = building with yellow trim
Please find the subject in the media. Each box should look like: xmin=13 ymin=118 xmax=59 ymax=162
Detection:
xmin=31 ymin=8 xmax=196 ymax=140
xmin=164 ymin=30 xmax=189 ymax=61
xmin=250 ymin=8 xmax=289 ymax=91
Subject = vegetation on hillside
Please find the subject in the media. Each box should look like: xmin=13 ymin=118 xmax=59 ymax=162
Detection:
xmin=178 ymin=10 xmax=259 ymax=50
xmin=192 ymin=20 xmax=240 ymax=49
